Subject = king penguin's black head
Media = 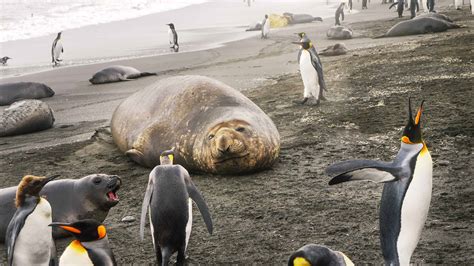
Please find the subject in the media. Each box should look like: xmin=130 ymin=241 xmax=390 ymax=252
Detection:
xmin=294 ymin=32 xmax=306 ymax=38
xmin=288 ymin=244 xmax=353 ymax=266
xmin=167 ymin=23 xmax=175 ymax=29
xmin=292 ymin=36 xmax=312 ymax=50
xmin=50 ymin=219 xmax=106 ymax=242
xmin=160 ymin=149 xmax=175 ymax=165
xmin=402 ymin=98 xmax=425 ymax=144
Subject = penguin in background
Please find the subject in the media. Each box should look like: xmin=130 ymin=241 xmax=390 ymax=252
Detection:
xmin=51 ymin=32 xmax=64 ymax=66
xmin=6 ymin=174 xmax=59 ymax=266
xmin=326 ymin=99 xmax=432 ymax=265
xmin=49 ymin=219 xmax=117 ymax=266
xmin=288 ymin=244 xmax=354 ymax=266
xmin=140 ymin=150 xmax=213 ymax=266
xmin=1 ymin=56 xmax=12 ymax=66
xmin=335 ymin=3 xmax=345 ymax=25
xmin=389 ymin=0 xmax=405 ymax=18
xmin=167 ymin=23 xmax=179 ymax=52
xmin=292 ymin=34 xmax=327 ymax=105
xmin=261 ymin=14 xmax=270 ymax=39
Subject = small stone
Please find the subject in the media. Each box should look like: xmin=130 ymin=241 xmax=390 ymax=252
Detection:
xmin=437 ymin=160 xmax=449 ymax=166
xmin=121 ymin=216 xmax=135 ymax=223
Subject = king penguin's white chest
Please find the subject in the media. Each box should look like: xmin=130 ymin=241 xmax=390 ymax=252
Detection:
xmin=60 ymin=240 xmax=94 ymax=265
xmin=14 ymin=198 xmax=53 ymax=265
xmin=299 ymin=50 xmax=318 ymax=88
xmin=397 ymin=149 xmax=433 ymax=264
xmin=168 ymin=29 xmax=174 ymax=44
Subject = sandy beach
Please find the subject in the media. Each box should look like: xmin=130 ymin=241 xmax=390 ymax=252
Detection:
xmin=0 ymin=0 xmax=473 ymax=264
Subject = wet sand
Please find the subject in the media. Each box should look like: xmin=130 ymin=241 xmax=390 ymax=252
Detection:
xmin=0 ymin=1 xmax=473 ymax=265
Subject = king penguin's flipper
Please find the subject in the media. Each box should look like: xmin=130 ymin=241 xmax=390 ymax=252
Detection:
xmin=389 ymin=2 xmax=399 ymax=9
xmin=125 ymin=149 xmax=146 ymax=166
xmin=309 ymin=48 xmax=327 ymax=91
xmin=184 ymin=175 xmax=213 ymax=235
xmin=139 ymin=176 xmax=154 ymax=240
xmin=49 ymin=240 xmax=58 ymax=266
xmin=6 ymin=197 xmax=38 ymax=265
xmin=327 ymin=160 xmax=400 ymax=185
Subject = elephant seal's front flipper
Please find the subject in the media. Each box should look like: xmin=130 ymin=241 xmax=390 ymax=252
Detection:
xmin=125 ymin=149 xmax=146 ymax=165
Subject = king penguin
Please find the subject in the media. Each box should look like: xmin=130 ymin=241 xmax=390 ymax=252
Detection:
xmin=6 ymin=174 xmax=59 ymax=266
xmin=261 ymin=14 xmax=270 ymax=39
xmin=49 ymin=219 xmax=117 ymax=266
xmin=288 ymin=244 xmax=354 ymax=266
xmin=292 ymin=34 xmax=327 ymax=105
xmin=167 ymin=23 xmax=179 ymax=52
xmin=140 ymin=149 xmax=213 ymax=266
xmin=1 ymin=56 xmax=11 ymax=65
xmin=326 ymin=99 xmax=432 ymax=265
xmin=51 ymin=32 xmax=64 ymax=66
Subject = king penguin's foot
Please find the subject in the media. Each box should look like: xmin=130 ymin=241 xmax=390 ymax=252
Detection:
xmin=300 ymin=97 xmax=309 ymax=104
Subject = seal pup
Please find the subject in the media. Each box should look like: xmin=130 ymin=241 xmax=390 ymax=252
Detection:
xmin=167 ymin=23 xmax=179 ymax=52
xmin=89 ymin=65 xmax=157 ymax=84
xmin=0 ymin=82 xmax=55 ymax=106
xmin=0 ymin=100 xmax=55 ymax=137
xmin=261 ymin=14 xmax=270 ymax=38
xmin=111 ymin=75 xmax=280 ymax=175
xmin=292 ymin=35 xmax=327 ymax=105
xmin=1 ymin=56 xmax=11 ymax=66
xmin=0 ymin=174 xmax=121 ymax=242
xmin=375 ymin=17 xmax=459 ymax=38
xmin=288 ymin=244 xmax=354 ymax=266
xmin=319 ymin=43 xmax=348 ymax=56
xmin=140 ymin=150 xmax=213 ymax=265
xmin=326 ymin=99 xmax=432 ymax=265
xmin=6 ymin=175 xmax=59 ymax=266
xmin=51 ymin=32 xmax=64 ymax=66
xmin=327 ymin=26 xmax=353 ymax=39
xmin=50 ymin=219 xmax=117 ymax=266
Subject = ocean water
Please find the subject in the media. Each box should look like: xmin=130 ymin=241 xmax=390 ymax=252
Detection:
xmin=0 ymin=0 xmax=343 ymax=78
xmin=0 ymin=0 xmax=208 ymax=43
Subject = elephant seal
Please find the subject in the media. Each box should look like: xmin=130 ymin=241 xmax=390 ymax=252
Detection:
xmin=376 ymin=17 xmax=459 ymax=38
xmin=111 ymin=75 xmax=280 ymax=175
xmin=89 ymin=65 xmax=157 ymax=84
xmin=283 ymin=12 xmax=323 ymax=24
xmin=319 ymin=43 xmax=348 ymax=56
xmin=0 ymin=174 xmax=121 ymax=242
xmin=0 ymin=100 xmax=55 ymax=137
xmin=246 ymin=21 xmax=262 ymax=31
xmin=416 ymin=13 xmax=453 ymax=22
xmin=0 ymin=82 xmax=54 ymax=106
xmin=327 ymin=26 xmax=353 ymax=40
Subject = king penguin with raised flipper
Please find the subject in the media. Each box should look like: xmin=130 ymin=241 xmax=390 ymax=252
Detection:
xmin=292 ymin=34 xmax=327 ymax=105
xmin=51 ymin=32 xmax=64 ymax=66
xmin=140 ymin=149 xmax=213 ymax=266
xmin=288 ymin=244 xmax=354 ymax=266
xmin=49 ymin=219 xmax=116 ymax=266
xmin=167 ymin=23 xmax=179 ymax=52
xmin=6 ymin=174 xmax=59 ymax=266
xmin=326 ymin=99 xmax=432 ymax=266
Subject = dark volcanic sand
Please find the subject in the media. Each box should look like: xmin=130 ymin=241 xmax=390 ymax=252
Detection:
xmin=1 ymin=10 xmax=473 ymax=265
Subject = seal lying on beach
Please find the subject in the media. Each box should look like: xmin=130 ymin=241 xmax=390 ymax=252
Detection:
xmin=111 ymin=75 xmax=280 ymax=175
xmin=327 ymin=26 xmax=353 ymax=40
xmin=0 ymin=82 xmax=55 ymax=106
xmin=0 ymin=174 xmax=121 ymax=241
xmin=89 ymin=65 xmax=157 ymax=84
xmin=0 ymin=100 xmax=54 ymax=137
xmin=283 ymin=13 xmax=323 ymax=24
xmin=376 ymin=17 xmax=460 ymax=38
xmin=319 ymin=43 xmax=348 ymax=56
xmin=246 ymin=21 xmax=262 ymax=31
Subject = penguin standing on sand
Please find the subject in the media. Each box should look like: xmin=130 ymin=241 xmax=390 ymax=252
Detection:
xmin=335 ymin=3 xmax=345 ymax=25
xmin=140 ymin=150 xmax=213 ymax=266
xmin=292 ymin=34 xmax=327 ymax=105
xmin=167 ymin=23 xmax=179 ymax=52
xmin=49 ymin=219 xmax=117 ymax=266
xmin=1 ymin=56 xmax=11 ymax=66
xmin=261 ymin=14 xmax=270 ymax=39
xmin=51 ymin=32 xmax=64 ymax=66
xmin=326 ymin=99 xmax=432 ymax=265
xmin=288 ymin=244 xmax=354 ymax=266
xmin=6 ymin=174 xmax=59 ymax=266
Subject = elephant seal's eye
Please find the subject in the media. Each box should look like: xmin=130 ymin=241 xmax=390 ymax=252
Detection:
xmin=236 ymin=127 xmax=245 ymax=132
xmin=208 ymin=134 xmax=215 ymax=140
xmin=93 ymin=178 xmax=102 ymax=184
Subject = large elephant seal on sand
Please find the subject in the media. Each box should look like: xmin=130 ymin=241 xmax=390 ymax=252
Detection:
xmin=111 ymin=75 xmax=280 ymax=175
xmin=283 ymin=12 xmax=323 ymax=24
xmin=376 ymin=17 xmax=459 ymax=38
xmin=0 ymin=100 xmax=54 ymax=137
xmin=0 ymin=174 xmax=121 ymax=241
xmin=327 ymin=26 xmax=353 ymax=39
xmin=89 ymin=65 xmax=157 ymax=84
xmin=0 ymin=82 xmax=54 ymax=106
xmin=319 ymin=43 xmax=348 ymax=56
